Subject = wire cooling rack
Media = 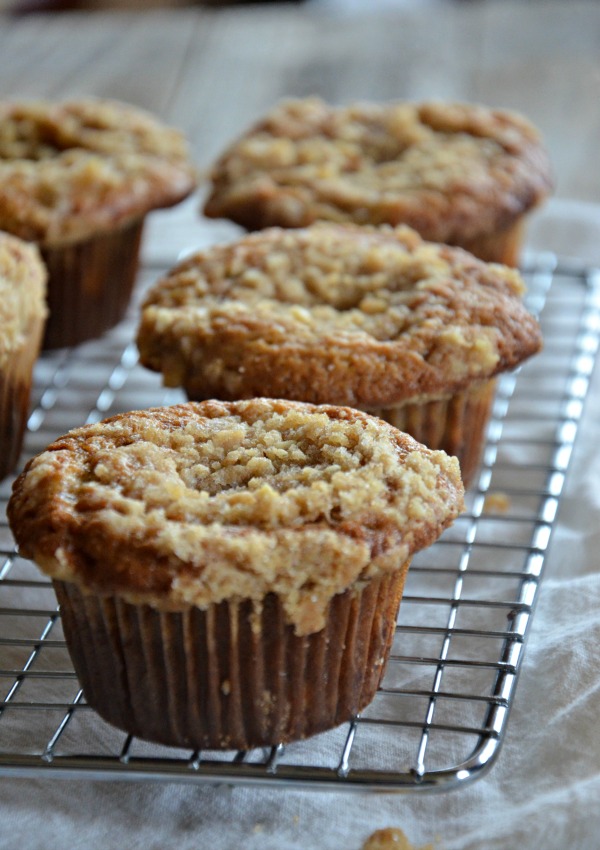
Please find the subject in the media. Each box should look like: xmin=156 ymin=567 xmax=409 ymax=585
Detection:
xmin=0 ymin=251 xmax=599 ymax=792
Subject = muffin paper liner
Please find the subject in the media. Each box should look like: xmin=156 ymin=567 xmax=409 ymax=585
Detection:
xmin=369 ymin=379 xmax=497 ymax=488
xmin=53 ymin=566 xmax=409 ymax=750
xmin=0 ymin=315 xmax=45 ymax=480
xmin=457 ymin=219 xmax=525 ymax=267
xmin=41 ymin=218 xmax=144 ymax=349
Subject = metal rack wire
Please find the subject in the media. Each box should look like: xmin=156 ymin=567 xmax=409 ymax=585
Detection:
xmin=0 ymin=253 xmax=598 ymax=792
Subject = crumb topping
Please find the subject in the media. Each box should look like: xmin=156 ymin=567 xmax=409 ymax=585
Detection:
xmin=8 ymin=399 xmax=463 ymax=635
xmin=0 ymin=98 xmax=197 ymax=245
xmin=137 ymin=223 xmax=542 ymax=408
xmin=204 ymin=97 xmax=552 ymax=240
xmin=0 ymin=231 xmax=47 ymax=363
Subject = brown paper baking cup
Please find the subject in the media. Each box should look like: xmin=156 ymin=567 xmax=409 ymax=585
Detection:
xmin=0 ymin=315 xmax=45 ymax=480
xmin=41 ymin=218 xmax=144 ymax=350
xmin=369 ymin=379 xmax=497 ymax=488
xmin=53 ymin=565 xmax=409 ymax=750
xmin=456 ymin=219 xmax=526 ymax=267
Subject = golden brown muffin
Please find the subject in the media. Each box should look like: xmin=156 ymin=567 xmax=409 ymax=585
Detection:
xmin=137 ymin=223 xmax=542 ymax=487
xmin=0 ymin=231 xmax=47 ymax=480
xmin=0 ymin=97 xmax=197 ymax=348
xmin=8 ymin=398 xmax=464 ymax=749
xmin=203 ymin=97 xmax=552 ymax=265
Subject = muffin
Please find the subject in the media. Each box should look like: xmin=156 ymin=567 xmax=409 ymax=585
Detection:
xmin=0 ymin=231 xmax=47 ymax=480
xmin=136 ymin=223 xmax=542 ymax=488
xmin=203 ymin=97 xmax=552 ymax=266
xmin=7 ymin=398 xmax=463 ymax=749
xmin=0 ymin=97 xmax=197 ymax=348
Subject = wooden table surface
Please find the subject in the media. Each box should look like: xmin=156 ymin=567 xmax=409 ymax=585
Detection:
xmin=0 ymin=0 xmax=598 ymax=205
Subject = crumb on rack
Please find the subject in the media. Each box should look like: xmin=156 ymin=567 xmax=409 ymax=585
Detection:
xmin=483 ymin=491 xmax=511 ymax=514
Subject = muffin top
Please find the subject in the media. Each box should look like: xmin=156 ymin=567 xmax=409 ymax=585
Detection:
xmin=137 ymin=223 xmax=542 ymax=408
xmin=0 ymin=98 xmax=198 ymax=246
xmin=0 ymin=231 xmax=47 ymax=365
xmin=8 ymin=399 xmax=463 ymax=635
xmin=203 ymin=97 xmax=552 ymax=242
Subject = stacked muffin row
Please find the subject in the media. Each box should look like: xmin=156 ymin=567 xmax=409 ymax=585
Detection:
xmin=6 ymin=95 xmax=551 ymax=750
xmin=0 ymin=98 xmax=198 ymax=477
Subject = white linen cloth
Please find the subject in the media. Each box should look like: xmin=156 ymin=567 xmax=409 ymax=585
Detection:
xmin=1 ymin=199 xmax=600 ymax=850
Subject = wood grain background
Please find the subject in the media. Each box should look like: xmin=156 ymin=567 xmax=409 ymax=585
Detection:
xmin=0 ymin=0 xmax=597 ymax=201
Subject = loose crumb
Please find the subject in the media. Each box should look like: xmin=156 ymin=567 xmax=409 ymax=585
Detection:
xmin=483 ymin=491 xmax=511 ymax=514
xmin=362 ymin=827 xmax=434 ymax=850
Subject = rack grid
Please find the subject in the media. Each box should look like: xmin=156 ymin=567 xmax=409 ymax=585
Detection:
xmin=1 ymin=253 xmax=598 ymax=792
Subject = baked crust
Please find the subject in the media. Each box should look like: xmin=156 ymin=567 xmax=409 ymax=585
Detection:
xmin=137 ymin=223 xmax=542 ymax=408
xmin=203 ymin=97 xmax=552 ymax=242
xmin=0 ymin=98 xmax=198 ymax=246
xmin=8 ymin=399 xmax=463 ymax=635
xmin=0 ymin=230 xmax=47 ymax=365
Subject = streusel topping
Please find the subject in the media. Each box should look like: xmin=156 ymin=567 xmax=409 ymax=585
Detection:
xmin=0 ymin=231 xmax=47 ymax=364
xmin=137 ymin=224 xmax=542 ymax=408
xmin=204 ymin=98 xmax=552 ymax=240
xmin=8 ymin=399 xmax=463 ymax=635
xmin=0 ymin=98 xmax=197 ymax=245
